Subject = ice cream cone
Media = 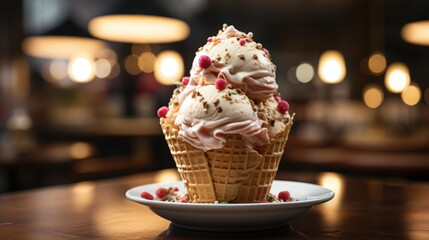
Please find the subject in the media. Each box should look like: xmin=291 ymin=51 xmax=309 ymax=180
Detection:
xmin=233 ymin=117 xmax=293 ymax=203
xmin=161 ymin=118 xmax=263 ymax=203
xmin=205 ymin=134 xmax=262 ymax=202
xmin=161 ymin=119 xmax=217 ymax=203
xmin=158 ymin=25 xmax=294 ymax=203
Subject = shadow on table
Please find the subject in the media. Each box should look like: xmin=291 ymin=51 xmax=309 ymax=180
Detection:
xmin=155 ymin=223 xmax=310 ymax=239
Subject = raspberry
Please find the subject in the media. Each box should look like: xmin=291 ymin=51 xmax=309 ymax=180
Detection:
xmin=239 ymin=38 xmax=246 ymax=46
xmin=173 ymin=187 xmax=179 ymax=192
xmin=157 ymin=106 xmax=169 ymax=118
xmin=140 ymin=191 xmax=154 ymax=200
xmin=263 ymin=48 xmax=269 ymax=55
xmin=178 ymin=198 xmax=188 ymax=203
xmin=215 ymin=78 xmax=227 ymax=91
xmin=278 ymin=191 xmax=291 ymax=201
xmin=155 ymin=188 xmax=168 ymax=198
xmin=182 ymin=76 xmax=190 ymax=85
xmin=207 ymin=37 xmax=213 ymax=42
xmin=274 ymin=95 xmax=281 ymax=103
xmin=277 ymin=100 xmax=289 ymax=115
xmin=198 ymin=55 xmax=211 ymax=69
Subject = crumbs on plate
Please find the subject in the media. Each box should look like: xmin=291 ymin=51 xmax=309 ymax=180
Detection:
xmin=140 ymin=187 xmax=296 ymax=204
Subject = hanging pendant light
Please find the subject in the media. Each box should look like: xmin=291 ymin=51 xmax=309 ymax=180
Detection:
xmin=88 ymin=15 xmax=190 ymax=44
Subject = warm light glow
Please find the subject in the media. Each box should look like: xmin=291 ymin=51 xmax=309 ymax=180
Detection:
xmin=49 ymin=60 xmax=68 ymax=80
xmin=68 ymin=56 xmax=95 ymax=83
xmin=96 ymin=48 xmax=118 ymax=65
xmin=401 ymin=20 xmax=429 ymax=46
xmin=72 ymin=182 xmax=95 ymax=212
xmin=22 ymin=36 xmax=106 ymax=59
xmin=124 ymin=55 xmax=141 ymax=75
xmin=154 ymin=169 xmax=181 ymax=183
xmin=154 ymin=51 xmax=184 ymax=85
xmin=318 ymin=50 xmax=346 ymax=84
xmin=385 ymin=62 xmax=410 ymax=93
xmin=295 ymin=62 xmax=314 ymax=83
xmin=318 ymin=172 xmax=343 ymax=227
xmin=88 ymin=15 xmax=190 ymax=43
xmin=138 ymin=52 xmax=156 ymax=73
xmin=132 ymin=44 xmax=151 ymax=56
xmin=368 ymin=52 xmax=386 ymax=75
xmin=401 ymin=83 xmax=421 ymax=106
xmin=69 ymin=142 xmax=94 ymax=159
xmin=363 ymin=84 xmax=384 ymax=109
xmin=94 ymin=58 xmax=112 ymax=79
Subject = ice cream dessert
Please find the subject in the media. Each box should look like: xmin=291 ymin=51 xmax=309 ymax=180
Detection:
xmin=158 ymin=24 xmax=293 ymax=203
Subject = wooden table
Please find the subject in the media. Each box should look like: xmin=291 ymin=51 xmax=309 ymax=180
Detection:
xmin=1 ymin=169 xmax=428 ymax=239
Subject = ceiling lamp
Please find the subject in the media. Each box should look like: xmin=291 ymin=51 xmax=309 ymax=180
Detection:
xmin=401 ymin=21 xmax=429 ymax=46
xmin=318 ymin=50 xmax=346 ymax=84
xmin=22 ymin=36 xmax=107 ymax=59
xmin=88 ymin=15 xmax=190 ymax=43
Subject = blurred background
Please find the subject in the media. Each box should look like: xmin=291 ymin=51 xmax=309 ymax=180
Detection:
xmin=1 ymin=0 xmax=429 ymax=193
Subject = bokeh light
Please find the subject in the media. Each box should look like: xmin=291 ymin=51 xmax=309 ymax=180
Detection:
xmin=401 ymin=83 xmax=421 ymax=106
xmin=138 ymin=52 xmax=156 ymax=73
xmin=368 ymin=52 xmax=386 ymax=75
xmin=318 ymin=50 xmax=346 ymax=84
xmin=124 ymin=54 xmax=141 ymax=75
xmin=49 ymin=60 xmax=68 ymax=81
xmin=363 ymin=84 xmax=384 ymax=109
xmin=296 ymin=62 xmax=314 ymax=83
xmin=385 ymin=62 xmax=410 ymax=93
xmin=69 ymin=142 xmax=94 ymax=159
xmin=94 ymin=58 xmax=112 ymax=79
xmin=401 ymin=20 xmax=429 ymax=46
xmin=154 ymin=51 xmax=184 ymax=85
xmin=68 ymin=56 xmax=95 ymax=83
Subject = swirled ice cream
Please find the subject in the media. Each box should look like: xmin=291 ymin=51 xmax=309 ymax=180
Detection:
xmin=161 ymin=24 xmax=290 ymax=151
xmin=179 ymin=25 xmax=277 ymax=104
xmin=175 ymin=84 xmax=269 ymax=150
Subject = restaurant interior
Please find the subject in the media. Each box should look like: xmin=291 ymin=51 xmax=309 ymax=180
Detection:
xmin=1 ymin=0 xmax=429 ymax=194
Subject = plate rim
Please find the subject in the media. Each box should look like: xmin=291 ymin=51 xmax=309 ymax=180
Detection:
xmin=125 ymin=180 xmax=334 ymax=210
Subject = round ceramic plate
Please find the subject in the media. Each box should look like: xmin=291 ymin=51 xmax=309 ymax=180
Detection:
xmin=126 ymin=180 xmax=334 ymax=232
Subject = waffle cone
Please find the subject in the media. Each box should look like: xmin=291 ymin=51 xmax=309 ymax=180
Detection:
xmin=160 ymin=118 xmax=262 ymax=203
xmin=205 ymin=135 xmax=262 ymax=202
xmin=232 ymin=118 xmax=293 ymax=202
xmin=161 ymin=119 xmax=216 ymax=203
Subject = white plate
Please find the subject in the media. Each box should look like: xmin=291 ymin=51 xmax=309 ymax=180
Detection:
xmin=126 ymin=180 xmax=334 ymax=232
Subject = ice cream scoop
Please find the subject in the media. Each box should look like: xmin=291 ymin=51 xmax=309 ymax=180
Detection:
xmin=179 ymin=25 xmax=278 ymax=105
xmin=256 ymin=96 xmax=291 ymax=137
xmin=174 ymin=84 xmax=269 ymax=150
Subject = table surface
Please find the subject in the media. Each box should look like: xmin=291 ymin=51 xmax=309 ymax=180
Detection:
xmin=1 ymin=169 xmax=429 ymax=240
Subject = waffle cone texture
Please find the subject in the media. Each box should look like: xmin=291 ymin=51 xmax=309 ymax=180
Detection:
xmin=160 ymin=117 xmax=293 ymax=203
